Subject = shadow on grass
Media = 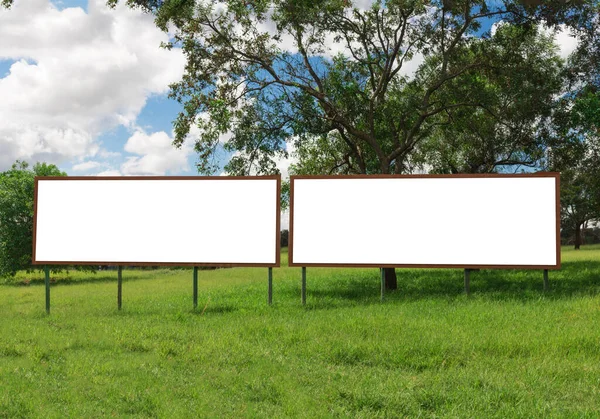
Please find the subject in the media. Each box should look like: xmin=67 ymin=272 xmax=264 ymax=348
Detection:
xmin=301 ymin=260 xmax=600 ymax=307
xmin=5 ymin=262 xmax=600 ymax=309
xmin=2 ymin=269 xmax=185 ymax=287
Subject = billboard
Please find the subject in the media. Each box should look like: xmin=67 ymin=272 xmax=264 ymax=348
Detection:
xmin=33 ymin=176 xmax=281 ymax=266
xmin=289 ymin=173 xmax=560 ymax=269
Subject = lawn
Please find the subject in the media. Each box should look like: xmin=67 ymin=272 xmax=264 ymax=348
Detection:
xmin=1 ymin=246 xmax=600 ymax=417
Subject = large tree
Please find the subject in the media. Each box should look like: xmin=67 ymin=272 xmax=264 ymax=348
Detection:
xmin=289 ymin=22 xmax=565 ymax=176
xmin=136 ymin=0 xmax=594 ymax=288
xmin=0 ymin=161 xmax=66 ymax=277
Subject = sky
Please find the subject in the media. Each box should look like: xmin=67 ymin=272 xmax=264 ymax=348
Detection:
xmin=0 ymin=0 xmax=197 ymax=176
xmin=0 ymin=0 xmax=580 ymax=181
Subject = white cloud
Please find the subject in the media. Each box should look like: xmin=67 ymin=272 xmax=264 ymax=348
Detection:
xmin=72 ymin=160 xmax=103 ymax=171
xmin=98 ymin=149 xmax=121 ymax=158
xmin=120 ymin=130 xmax=193 ymax=175
xmin=490 ymin=20 xmax=506 ymax=37
xmin=398 ymin=51 xmax=425 ymax=79
xmin=553 ymin=25 xmax=579 ymax=60
xmin=96 ymin=169 xmax=122 ymax=176
xmin=0 ymin=0 xmax=185 ymax=171
xmin=492 ymin=21 xmax=580 ymax=61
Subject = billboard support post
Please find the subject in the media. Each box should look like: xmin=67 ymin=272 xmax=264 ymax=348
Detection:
xmin=301 ymin=267 xmax=306 ymax=305
xmin=380 ymin=268 xmax=385 ymax=302
xmin=193 ymin=267 xmax=198 ymax=309
xmin=268 ymin=268 xmax=273 ymax=305
xmin=117 ymin=266 xmax=122 ymax=310
xmin=543 ymin=269 xmax=549 ymax=291
xmin=464 ymin=269 xmax=471 ymax=295
xmin=45 ymin=265 xmax=50 ymax=314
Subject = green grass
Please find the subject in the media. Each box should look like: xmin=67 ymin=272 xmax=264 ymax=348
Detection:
xmin=1 ymin=246 xmax=600 ymax=417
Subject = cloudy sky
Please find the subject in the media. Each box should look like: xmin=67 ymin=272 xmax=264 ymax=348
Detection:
xmin=0 ymin=0 xmax=579 ymax=179
xmin=0 ymin=0 xmax=197 ymax=175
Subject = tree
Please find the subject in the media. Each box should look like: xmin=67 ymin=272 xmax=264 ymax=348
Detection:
xmin=551 ymin=138 xmax=600 ymax=250
xmin=546 ymin=8 xmax=600 ymax=249
xmin=560 ymin=165 xmax=600 ymax=249
xmin=0 ymin=161 xmax=66 ymax=277
xmin=412 ymin=24 xmax=564 ymax=174
xmin=548 ymin=87 xmax=600 ymax=249
xmin=119 ymin=0 xmax=595 ymax=289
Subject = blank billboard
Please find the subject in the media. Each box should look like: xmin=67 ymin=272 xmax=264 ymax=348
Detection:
xmin=290 ymin=174 xmax=560 ymax=269
xmin=33 ymin=176 xmax=280 ymax=266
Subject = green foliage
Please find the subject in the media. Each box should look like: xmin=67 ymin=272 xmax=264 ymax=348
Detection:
xmin=571 ymin=89 xmax=600 ymax=130
xmin=539 ymin=0 xmax=600 ymax=246
xmin=280 ymin=228 xmax=288 ymax=247
xmin=0 ymin=161 xmax=66 ymax=277
xmin=1 ymin=246 xmax=600 ymax=416
xmin=415 ymin=23 xmax=564 ymax=173
xmin=99 ymin=0 xmax=597 ymax=176
xmin=553 ymin=143 xmax=600 ymax=246
xmin=548 ymin=83 xmax=600 ymax=243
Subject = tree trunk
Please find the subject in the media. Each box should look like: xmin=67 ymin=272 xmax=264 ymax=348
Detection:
xmin=574 ymin=222 xmax=583 ymax=250
xmin=384 ymin=267 xmax=397 ymax=290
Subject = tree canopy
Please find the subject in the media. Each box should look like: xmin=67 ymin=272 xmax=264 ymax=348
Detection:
xmin=94 ymin=0 xmax=597 ymax=178
xmin=548 ymin=85 xmax=600 ymax=248
xmin=545 ymin=4 xmax=600 ymax=248
xmin=0 ymin=161 xmax=66 ymax=277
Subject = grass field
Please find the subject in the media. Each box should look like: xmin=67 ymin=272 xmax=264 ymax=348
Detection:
xmin=1 ymin=245 xmax=600 ymax=417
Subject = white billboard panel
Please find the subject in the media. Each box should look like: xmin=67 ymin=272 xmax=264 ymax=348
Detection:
xmin=290 ymin=174 xmax=559 ymax=268
xmin=33 ymin=176 xmax=280 ymax=266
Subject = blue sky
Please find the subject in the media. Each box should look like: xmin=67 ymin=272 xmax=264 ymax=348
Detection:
xmin=52 ymin=0 xmax=87 ymax=10
xmin=0 ymin=0 xmax=577 ymax=178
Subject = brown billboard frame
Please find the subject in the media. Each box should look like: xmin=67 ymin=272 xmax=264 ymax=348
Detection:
xmin=289 ymin=172 xmax=561 ymax=270
xmin=33 ymin=175 xmax=281 ymax=268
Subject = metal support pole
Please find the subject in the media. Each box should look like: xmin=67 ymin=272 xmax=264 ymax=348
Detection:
xmin=45 ymin=265 xmax=50 ymax=314
xmin=380 ymin=268 xmax=385 ymax=302
xmin=464 ymin=268 xmax=471 ymax=295
xmin=543 ymin=269 xmax=549 ymax=291
xmin=117 ymin=266 xmax=122 ymax=310
xmin=193 ymin=267 xmax=198 ymax=309
xmin=268 ymin=267 xmax=273 ymax=305
xmin=301 ymin=267 xmax=306 ymax=305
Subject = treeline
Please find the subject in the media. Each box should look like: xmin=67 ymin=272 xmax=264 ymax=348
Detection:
xmin=561 ymin=225 xmax=600 ymax=246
